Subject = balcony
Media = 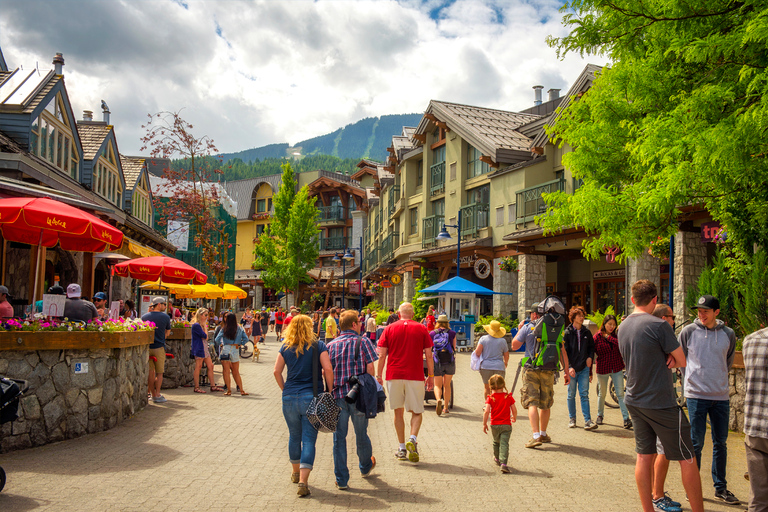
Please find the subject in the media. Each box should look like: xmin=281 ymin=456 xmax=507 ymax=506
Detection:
xmin=430 ymin=161 xmax=445 ymax=196
xmin=516 ymin=178 xmax=566 ymax=224
xmin=387 ymin=185 xmax=400 ymax=216
xmin=459 ymin=203 xmax=490 ymax=238
xmin=364 ymin=248 xmax=379 ymax=273
xmin=318 ymin=236 xmax=350 ymax=252
xmin=380 ymin=232 xmax=399 ymax=262
xmin=317 ymin=205 xmax=348 ymax=225
xmin=251 ymin=207 xmax=274 ymax=221
xmin=422 ymin=214 xmax=444 ymax=249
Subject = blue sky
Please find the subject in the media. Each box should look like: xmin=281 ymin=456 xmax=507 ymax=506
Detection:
xmin=0 ymin=0 xmax=595 ymax=155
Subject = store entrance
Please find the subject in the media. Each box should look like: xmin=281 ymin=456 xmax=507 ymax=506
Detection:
xmin=594 ymin=279 xmax=626 ymax=316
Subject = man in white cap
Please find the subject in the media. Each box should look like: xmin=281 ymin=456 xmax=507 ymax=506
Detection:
xmin=62 ymin=284 xmax=98 ymax=323
xmin=0 ymin=285 xmax=13 ymax=318
xmin=142 ymin=296 xmax=172 ymax=403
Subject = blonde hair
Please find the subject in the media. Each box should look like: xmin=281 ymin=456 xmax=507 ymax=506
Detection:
xmin=489 ymin=374 xmax=507 ymax=393
xmin=282 ymin=314 xmax=316 ymax=355
xmin=194 ymin=308 xmax=209 ymax=325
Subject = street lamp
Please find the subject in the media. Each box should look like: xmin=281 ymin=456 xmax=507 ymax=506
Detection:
xmin=436 ymin=214 xmax=462 ymax=278
xmin=333 ymin=249 xmax=354 ymax=309
xmin=345 ymin=237 xmax=364 ymax=311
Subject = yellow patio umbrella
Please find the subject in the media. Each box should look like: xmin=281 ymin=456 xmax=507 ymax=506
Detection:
xmin=176 ymin=283 xmax=226 ymax=299
xmin=140 ymin=280 xmax=194 ymax=295
xmin=221 ymin=283 xmax=247 ymax=300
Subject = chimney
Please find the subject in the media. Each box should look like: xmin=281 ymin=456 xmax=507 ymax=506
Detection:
xmin=548 ymin=88 xmax=561 ymax=101
xmin=533 ymin=85 xmax=543 ymax=106
xmin=101 ymin=100 xmax=110 ymax=125
xmin=83 ymin=110 xmax=93 ymax=121
xmin=52 ymin=53 xmax=64 ymax=75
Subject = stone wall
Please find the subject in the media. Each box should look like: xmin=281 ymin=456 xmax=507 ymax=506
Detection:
xmin=627 ymin=251 xmax=661 ymax=305
xmin=5 ymin=246 xmax=32 ymax=309
xmin=493 ymin=258 xmax=517 ymax=318
xmin=674 ymin=231 xmax=707 ymax=317
xmin=394 ymin=282 xmax=403 ymax=307
xmin=0 ymin=345 xmax=148 ymax=453
xmin=253 ymin=285 xmax=263 ymax=309
xmin=729 ymin=367 xmax=746 ymax=432
xmin=517 ymin=254 xmax=546 ymax=321
xmin=161 ymin=333 xmax=195 ymax=389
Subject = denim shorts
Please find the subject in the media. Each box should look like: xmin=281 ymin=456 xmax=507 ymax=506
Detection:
xmin=220 ymin=344 xmax=240 ymax=363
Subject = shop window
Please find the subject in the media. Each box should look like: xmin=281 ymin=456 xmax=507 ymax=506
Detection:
xmin=595 ymin=280 xmax=626 ymax=317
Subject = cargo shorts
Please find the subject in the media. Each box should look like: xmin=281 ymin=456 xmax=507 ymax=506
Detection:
xmin=520 ymin=368 xmax=555 ymax=409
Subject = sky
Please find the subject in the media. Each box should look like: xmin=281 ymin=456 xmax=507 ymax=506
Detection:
xmin=0 ymin=0 xmax=597 ymax=156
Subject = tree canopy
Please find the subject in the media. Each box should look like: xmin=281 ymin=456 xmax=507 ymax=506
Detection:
xmin=540 ymin=0 xmax=768 ymax=260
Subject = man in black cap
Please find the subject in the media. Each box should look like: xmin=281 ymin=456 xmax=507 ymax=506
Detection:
xmin=0 ymin=285 xmax=13 ymax=318
xmin=678 ymin=295 xmax=740 ymax=505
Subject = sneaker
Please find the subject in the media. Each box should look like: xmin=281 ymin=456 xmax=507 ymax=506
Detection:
xmin=584 ymin=420 xmax=598 ymax=430
xmin=596 ymin=415 xmax=604 ymax=425
xmin=152 ymin=395 xmax=167 ymax=403
xmin=539 ymin=434 xmax=552 ymax=443
xmin=494 ymin=457 xmax=501 ymax=466
xmin=297 ymin=483 xmax=310 ymax=497
xmin=436 ymin=399 xmax=443 ymax=416
xmin=500 ymin=464 xmax=511 ymax=473
xmin=335 ymin=481 xmax=348 ymax=491
xmin=624 ymin=418 xmax=633 ymax=429
xmin=525 ymin=437 xmax=542 ymax=449
xmin=405 ymin=440 xmax=419 ymax=462
xmin=395 ymin=448 xmax=408 ymax=461
xmin=290 ymin=472 xmax=299 ymax=484
xmin=568 ymin=418 xmax=577 ymax=428
xmin=653 ymin=496 xmax=683 ymax=512
xmin=714 ymin=489 xmax=740 ymax=505
xmin=361 ymin=456 xmax=376 ymax=478
xmin=664 ymin=493 xmax=682 ymax=508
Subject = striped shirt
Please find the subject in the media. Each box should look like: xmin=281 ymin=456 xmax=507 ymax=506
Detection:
xmin=327 ymin=330 xmax=378 ymax=400
xmin=744 ymin=327 xmax=768 ymax=439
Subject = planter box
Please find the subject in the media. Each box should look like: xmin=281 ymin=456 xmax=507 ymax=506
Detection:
xmin=0 ymin=330 xmax=154 ymax=352
xmin=167 ymin=327 xmax=192 ymax=341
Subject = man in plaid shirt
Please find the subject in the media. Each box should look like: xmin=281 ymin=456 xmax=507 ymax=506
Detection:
xmin=328 ymin=309 xmax=378 ymax=490
xmin=743 ymin=326 xmax=768 ymax=511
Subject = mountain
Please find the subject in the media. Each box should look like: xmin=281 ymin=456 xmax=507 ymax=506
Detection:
xmin=219 ymin=113 xmax=423 ymax=165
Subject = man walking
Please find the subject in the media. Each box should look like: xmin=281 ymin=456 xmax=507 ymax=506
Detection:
xmin=275 ymin=306 xmax=286 ymax=337
xmin=619 ymin=280 xmax=703 ymax=512
xmin=142 ymin=296 xmax=172 ymax=403
xmin=376 ymin=302 xmax=433 ymax=463
xmin=328 ymin=310 xmax=378 ymax=489
xmin=743 ymin=325 xmax=768 ymax=511
xmin=679 ymin=295 xmax=740 ymax=505
xmin=511 ymin=302 xmax=570 ymax=448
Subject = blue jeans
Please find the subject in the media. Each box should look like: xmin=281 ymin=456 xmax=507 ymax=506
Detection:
xmin=333 ymin=399 xmax=373 ymax=486
xmin=282 ymin=393 xmax=318 ymax=469
xmin=567 ymin=366 xmax=592 ymax=422
xmin=597 ymin=371 xmax=629 ymax=420
xmin=687 ymin=398 xmax=730 ymax=491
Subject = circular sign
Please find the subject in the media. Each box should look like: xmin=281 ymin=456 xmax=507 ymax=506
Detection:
xmin=474 ymin=258 xmax=491 ymax=279
xmin=390 ymin=274 xmax=402 ymax=285
xmin=381 ymin=280 xmax=392 ymax=288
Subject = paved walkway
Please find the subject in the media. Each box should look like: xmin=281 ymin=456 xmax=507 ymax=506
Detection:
xmin=0 ymin=331 xmax=751 ymax=511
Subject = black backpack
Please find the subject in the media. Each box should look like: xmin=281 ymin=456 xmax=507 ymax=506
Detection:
xmin=0 ymin=377 xmax=21 ymax=424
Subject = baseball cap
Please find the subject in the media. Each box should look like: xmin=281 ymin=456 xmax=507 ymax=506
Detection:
xmin=695 ymin=295 xmax=720 ymax=310
xmin=0 ymin=285 xmax=8 ymax=295
xmin=527 ymin=302 xmax=539 ymax=313
xmin=152 ymin=296 xmax=167 ymax=305
xmin=93 ymin=292 xmax=107 ymax=301
xmin=48 ymin=285 xmax=65 ymax=295
xmin=66 ymin=283 xmax=82 ymax=298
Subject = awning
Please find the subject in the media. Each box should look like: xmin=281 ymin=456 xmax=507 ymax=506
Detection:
xmin=124 ymin=238 xmax=164 ymax=258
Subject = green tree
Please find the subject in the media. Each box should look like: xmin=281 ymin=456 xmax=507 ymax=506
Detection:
xmin=252 ymin=163 xmax=320 ymax=300
xmin=412 ymin=269 xmax=438 ymax=320
xmin=539 ymin=0 xmax=768 ymax=260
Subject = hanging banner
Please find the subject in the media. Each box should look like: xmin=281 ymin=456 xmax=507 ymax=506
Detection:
xmin=167 ymin=220 xmax=190 ymax=252
xmin=381 ymin=280 xmax=392 ymax=288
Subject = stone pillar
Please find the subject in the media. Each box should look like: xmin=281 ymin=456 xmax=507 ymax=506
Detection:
xmin=374 ymin=289 xmax=384 ymax=306
xmin=281 ymin=293 xmax=295 ymax=309
xmin=493 ymin=258 xmax=518 ymax=318
xmin=402 ymin=271 xmax=415 ymax=304
xmin=394 ymin=282 xmax=403 ymax=307
xmin=351 ymin=211 xmax=366 ymax=268
xmin=673 ymin=231 xmax=707 ymax=317
xmin=627 ymin=251 xmax=661 ymax=309
xmin=253 ymin=285 xmax=263 ymax=309
xmin=517 ymin=254 xmax=546 ymax=321
xmin=384 ymin=287 xmax=392 ymax=310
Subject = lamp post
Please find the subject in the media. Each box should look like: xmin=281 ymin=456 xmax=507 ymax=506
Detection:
xmin=344 ymin=237 xmax=364 ymax=311
xmin=333 ymin=247 xmax=355 ymax=309
xmin=436 ymin=214 xmax=462 ymax=278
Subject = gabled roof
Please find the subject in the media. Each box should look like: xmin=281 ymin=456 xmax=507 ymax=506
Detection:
xmin=351 ymin=159 xmax=382 ymax=181
xmin=77 ymin=121 xmax=112 ymax=160
xmin=224 ymin=174 xmax=282 ymax=220
xmin=0 ymin=67 xmax=58 ymax=112
xmin=120 ymin=154 xmax=146 ymax=189
xmin=0 ymin=47 xmax=7 ymax=72
xmin=415 ymin=100 xmax=540 ymax=165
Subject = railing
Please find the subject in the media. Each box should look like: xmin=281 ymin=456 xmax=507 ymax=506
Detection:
xmin=516 ymin=178 xmax=566 ymax=224
xmin=422 ymin=214 xmax=444 ymax=249
xmin=459 ymin=203 xmax=490 ymax=238
xmin=388 ymin=185 xmax=400 ymax=215
xmin=317 ymin=205 xmax=347 ymax=224
xmin=251 ymin=207 xmax=274 ymax=220
xmin=430 ymin=161 xmax=445 ymax=196
xmin=364 ymin=248 xmax=379 ymax=273
xmin=380 ymin=232 xmax=399 ymax=263
xmin=318 ymin=236 xmax=349 ymax=251
xmin=374 ymin=212 xmax=381 ymax=235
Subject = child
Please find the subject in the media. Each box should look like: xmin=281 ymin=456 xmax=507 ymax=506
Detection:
xmin=483 ymin=374 xmax=517 ymax=473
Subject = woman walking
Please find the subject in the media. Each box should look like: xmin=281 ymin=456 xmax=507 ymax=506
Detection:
xmin=593 ymin=314 xmax=630 ymax=428
xmin=474 ymin=320 xmax=509 ymax=400
xmin=215 ymin=313 xmax=249 ymax=396
xmin=563 ymin=306 xmax=597 ymax=430
xmin=273 ymin=315 xmax=334 ymax=497
xmin=431 ymin=314 xmax=456 ymax=416
xmin=191 ymin=308 xmax=223 ymax=393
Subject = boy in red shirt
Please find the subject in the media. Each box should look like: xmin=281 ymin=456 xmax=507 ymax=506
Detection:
xmin=483 ymin=374 xmax=518 ymax=473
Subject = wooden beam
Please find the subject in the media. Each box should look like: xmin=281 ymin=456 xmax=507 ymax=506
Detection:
xmin=479 ymin=156 xmax=500 ymax=168
xmin=438 ymin=265 xmax=451 ymax=282
xmin=82 ymin=253 xmax=94 ymax=298
xmin=532 ymin=147 xmax=544 ymax=156
xmin=424 ymin=113 xmax=448 ymax=131
xmin=413 ymin=133 xmax=426 ymax=143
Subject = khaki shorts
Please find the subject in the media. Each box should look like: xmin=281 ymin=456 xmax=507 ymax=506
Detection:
xmin=148 ymin=347 xmax=166 ymax=374
xmin=387 ymin=379 xmax=425 ymax=414
xmin=520 ymin=368 xmax=555 ymax=410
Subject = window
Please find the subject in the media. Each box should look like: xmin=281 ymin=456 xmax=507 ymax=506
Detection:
xmin=417 ymin=160 xmax=423 ymax=187
xmin=433 ymin=199 xmax=445 ymax=217
xmin=256 ymin=224 xmax=266 ymax=235
xmin=409 ymin=207 xmax=418 ymax=235
xmin=93 ymin=142 xmax=122 ymax=207
xmin=30 ymin=93 xmax=79 ymax=180
xmin=467 ymin=184 xmax=490 ymax=205
xmin=257 ymin=199 xmax=266 ymax=213
xmin=508 ymin=204 xmax=515 ymax=224
xmin=496 ymin=206 xmax=504 ymax=227
xmin=268 ymin=198 xmax=273 ymax=212
xmin=132 ymin=173 xmax=153 ymax=226
xmin=433 ymin=145 xmax=446 ymax=165
xmin=467 ymin=144 xmax=491 ymax=179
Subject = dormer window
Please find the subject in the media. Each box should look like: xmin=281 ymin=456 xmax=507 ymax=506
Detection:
xmin=132 ymin=173 xmax=153 ymax=226
xmin=29 ymin=93 xmax=79 ymax=180
xmin=93 ymin=141 xmax=122 ymax=206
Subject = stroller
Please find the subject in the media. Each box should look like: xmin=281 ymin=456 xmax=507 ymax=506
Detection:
xmin=0 ymin=376 xmax=28 ymax=493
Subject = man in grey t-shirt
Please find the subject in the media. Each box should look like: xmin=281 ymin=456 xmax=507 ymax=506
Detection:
xmin=619 ymin=280 xmax=703 ymax=512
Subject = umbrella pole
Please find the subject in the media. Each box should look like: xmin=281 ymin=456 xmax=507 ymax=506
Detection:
xmin=31 ymin=232 xmax=43 ymax=311
xmin=108 ymin=264 xmax=113 ymax=308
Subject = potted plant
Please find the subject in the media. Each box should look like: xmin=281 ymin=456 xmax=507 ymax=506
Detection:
xmin=498 ymin=256 xmax=518 ymax=273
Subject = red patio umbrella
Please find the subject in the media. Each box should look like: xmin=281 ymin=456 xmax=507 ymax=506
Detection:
xmin=114 ymin=256 xmax=207 ymax=285
xmin=0 ymin=197 xmax=124 ymax=305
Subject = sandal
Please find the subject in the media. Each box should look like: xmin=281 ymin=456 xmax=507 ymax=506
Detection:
xmin=194 ymin=388 xmax=206 ymax=394
xmin=240 ymin=391 xmax=249 ymax=396
xmin=224 ymin=391 xmax=232 ymax=396
xmin=210 ymin=386 xmax=224 ymax=392
xmin=297 ymin=482 xmax=310 ymax=497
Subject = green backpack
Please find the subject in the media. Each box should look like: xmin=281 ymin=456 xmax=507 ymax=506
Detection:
xmin=528 ymin=296 xmax=566 ymax=371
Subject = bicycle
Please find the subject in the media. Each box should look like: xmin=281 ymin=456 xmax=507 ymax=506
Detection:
xmin=595 ymin=368 xmax=686 ymax=408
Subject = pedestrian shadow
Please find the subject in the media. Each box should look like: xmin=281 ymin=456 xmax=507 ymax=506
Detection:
xmin=0 ymin=493 xmax=43 ymax=512
xmin=410 ymin=462 xmax=495 ymax=476
xmin=555 ymin=443 xmax=636 ymax=465
xmin=309 ymin=476 xmax=440 ymax=508
xmin=508 ymin=467 xmax=553 ymax=478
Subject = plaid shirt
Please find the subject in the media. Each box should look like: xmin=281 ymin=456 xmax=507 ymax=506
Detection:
xmin=327 ymin=330 xmax=378 ymax=400
xmin=593 ymin=331 xmax=625 ymax=374
xmin=744 ymin=327 xmax=768 ymax=438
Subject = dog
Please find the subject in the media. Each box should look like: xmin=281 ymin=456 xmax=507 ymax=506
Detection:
xmin=252 ymin=339 xmax=260 ymax=362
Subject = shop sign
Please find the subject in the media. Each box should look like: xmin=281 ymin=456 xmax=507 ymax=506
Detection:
xmin=349 ymin=281 xmax=362 ymax=294
xmin=593 ymin=269 xmax=626 ymax=279
xmin=381 ymin=280 xmax=392 ymax=288
xmin=474 ymin=258 xmax=491 ymax=279
xmin=604 ymin=246 xmax=621 ymax=263
xmin=701 ymin=221 xmax=725 ymax=243
xmin=452 ymin=254 xmax=478 ymax=266
xmin=390 ymin=274 xmax=402 ymax=285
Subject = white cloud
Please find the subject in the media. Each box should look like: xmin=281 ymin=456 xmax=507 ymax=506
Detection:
xmin=0 ymin=0 xmax=597 ymax=155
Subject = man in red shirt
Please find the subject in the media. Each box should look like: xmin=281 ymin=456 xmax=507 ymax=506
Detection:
xmin=274 ymin=306 xmax=286 ymax=337
xmin=376 ymin=302 xmax=434 ymax=463
xmin=283 ymin=306 xmax=297 ymax=327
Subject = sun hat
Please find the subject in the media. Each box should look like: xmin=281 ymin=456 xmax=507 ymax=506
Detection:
xmin=483 ymin=320 xmax=506 ymax=338
xmin=436 ymin=314 xmax=449 ymax=324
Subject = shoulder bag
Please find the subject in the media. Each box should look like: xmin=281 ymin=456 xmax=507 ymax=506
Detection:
xmin=306 ymin=343 xmax=340 ymax=433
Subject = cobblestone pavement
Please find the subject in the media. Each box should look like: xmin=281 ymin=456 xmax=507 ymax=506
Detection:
xmin=0 ymin=331 xmax=751 ymax=511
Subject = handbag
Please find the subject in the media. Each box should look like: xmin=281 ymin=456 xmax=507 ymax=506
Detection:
xmin=306 ymin=343 xmax=340 ymax=433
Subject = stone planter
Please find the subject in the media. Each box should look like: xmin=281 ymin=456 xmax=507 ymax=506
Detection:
xmin=162 ymin=328 xmax=195 ymax=389
xmin=0 ymin=330 xmax=152 ymax=453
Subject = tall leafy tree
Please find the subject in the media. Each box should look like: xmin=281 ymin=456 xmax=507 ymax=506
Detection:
xmin=253 ymin=163 xmax=319 ymax=299
xmin=539 ymin=0 xmax=768 ymax=260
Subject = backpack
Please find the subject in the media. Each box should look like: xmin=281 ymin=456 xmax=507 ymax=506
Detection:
xmin=528 ymin=295 xmax=566 ymax=371
xmin=432 ymin=329 xmax=453 ymax=365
